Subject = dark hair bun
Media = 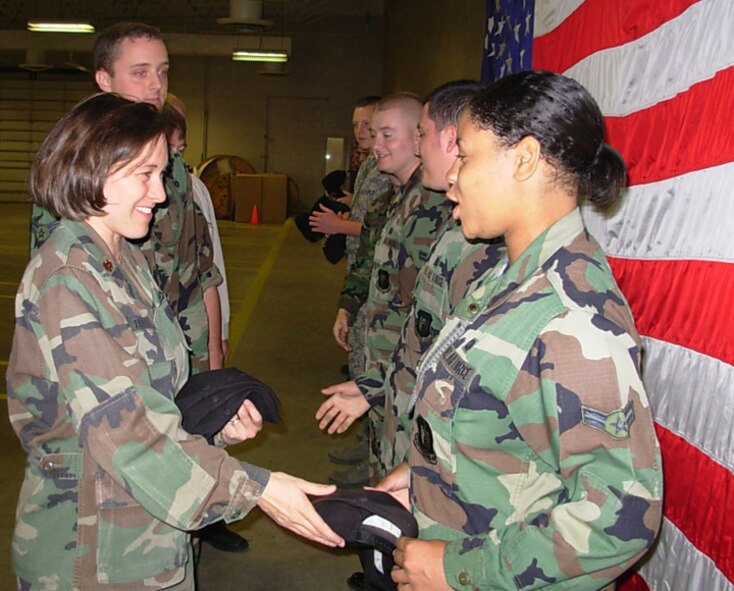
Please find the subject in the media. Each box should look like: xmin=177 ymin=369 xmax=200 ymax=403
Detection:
xmin=581 ymin=143 xmax=627 ymax=209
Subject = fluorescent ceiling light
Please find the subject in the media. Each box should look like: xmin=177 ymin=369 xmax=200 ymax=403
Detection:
xmin=28 ymin=20 xmax=95 ymax=33
xmin=232 ymin=50 xmax=288 ymax=63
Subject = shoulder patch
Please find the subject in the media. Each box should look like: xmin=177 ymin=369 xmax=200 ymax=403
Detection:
xmin=581 ymin=400 xmax=635 ymax=439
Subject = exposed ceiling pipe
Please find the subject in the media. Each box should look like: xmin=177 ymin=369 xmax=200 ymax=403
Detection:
xmin=230 ymin=0 xmax=264 ymax=21
xmin=217 ymin=0 xmax=273 ymax=31
xmin=19 ymin=47 xmax=52 ymax=71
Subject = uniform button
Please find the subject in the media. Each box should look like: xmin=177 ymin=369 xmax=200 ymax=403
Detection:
xmin=468 ymin=303 xmax=479 ymax=313
xmin=458 ymin=571 xmax=470 ymax=586
xmin=41 ymin=459 xmax=56 ymax=473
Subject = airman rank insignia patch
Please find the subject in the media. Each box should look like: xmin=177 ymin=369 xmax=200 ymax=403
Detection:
xmin=581 ymin=400 xmax=635 ymax=440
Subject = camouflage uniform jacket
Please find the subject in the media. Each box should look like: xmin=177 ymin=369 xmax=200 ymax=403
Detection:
xmin=345 ymin=154 xmax=392 ymax=270
xmin=355 ymin=169 xmax=452 ymax=406
xmin=8 ymin=220 xmax=268 ymax=590
xmin=337 ymin=185 xmax=394 ymax=317
xmin=379 ymin=219 xmax=505 ymax=472
xmin=30 ymin=151 xmax=222 ymax=375
xmin=408 ymin=209 xmax=663 ymax=591
xmin=138 ymin=152 xmax=222 ymax=374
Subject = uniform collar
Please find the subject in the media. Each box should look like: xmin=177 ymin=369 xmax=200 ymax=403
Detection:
xmin=57 ymin=219 xmax=156 ymax=302
xmin=57 ymin=219 xmax=116 ymax=262
xmin=402 ymin=165 xmax=422 ymax=193
xmin=388 ymin=165 xmax=422 ymax=212
xmin=460 ymin=208 xmax=585 ymax=316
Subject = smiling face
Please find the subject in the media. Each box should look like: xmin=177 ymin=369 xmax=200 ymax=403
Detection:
xmin=85 ymin=135 xmax=168 ymax=255
xmin=95 ymin=36 xmax=169 ymax=110
xmin=417 ymin=102 xmax=458 ymax=192
xmin=370 ymin=107 xmax=420 ymax=185
xmin=352 ymin=105 xmax=375 ymax=153
xmin=446 ymin=110 xmax=519 ymax=241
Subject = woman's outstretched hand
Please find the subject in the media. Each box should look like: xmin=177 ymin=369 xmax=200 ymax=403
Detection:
xmin=258 ymin=472 xmax=345 ymax=548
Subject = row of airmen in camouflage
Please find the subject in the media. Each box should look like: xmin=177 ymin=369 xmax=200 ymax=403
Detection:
xmin=317 ymin=75 xmax=662 ymax=590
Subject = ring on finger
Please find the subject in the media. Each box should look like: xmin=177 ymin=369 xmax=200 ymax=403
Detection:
xmin=229 ymin=417 xmax=240 ymax=426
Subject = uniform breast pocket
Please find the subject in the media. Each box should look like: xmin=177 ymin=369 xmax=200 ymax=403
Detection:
xmin=413 ymin=376 xmax=459 ymax=493
xmin=453 ymin=376 xmax=522 ymax=455
xmin=95 ymin=470 xmax=188 ymax=584
xmin=372 ymin=233 xmax=400 ymax=300
xmin=129 ymin=312 xmax=171 ymax=358
xmin=137 ymin=304 xmax=188 ymax=394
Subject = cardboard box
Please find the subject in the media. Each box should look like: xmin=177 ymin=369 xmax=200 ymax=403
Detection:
xmin=260 ymin=173 xmax=288 ymax=223
xmin=231 ymin=173 xmax=288 ymax=224
xmin=232 ymin=174 xmax=262 ymax=223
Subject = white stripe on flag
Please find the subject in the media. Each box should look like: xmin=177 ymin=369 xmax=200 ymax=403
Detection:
xmin=532 ymin=0 xmax=733 ymax=588
xmin=533 ymin=0 xmax=585 ymax=36
xmin=637 ymin=518 xmax=734 ymax=591
xmin=564 ymin=0 xmax=734 ymax=116
xmin=582 ymin=163 xmax=734 ymax=263
xmin=642 ymin=337 xmax=734 ymax=472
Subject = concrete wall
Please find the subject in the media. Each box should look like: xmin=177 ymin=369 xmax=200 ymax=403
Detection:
xmin=0 ymin=25 xmax=384 ymax=208
xmin=170 ymin=31 xmax=383 ymax=205
xmin=0 ymin=1 xmax=492 ymax=207
xmin=382 ymin=0 xmax=486 ymax=96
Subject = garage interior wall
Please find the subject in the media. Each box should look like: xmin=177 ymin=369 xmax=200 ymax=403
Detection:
xmin=0 ymin=27 xmax=384 ymax=209
xmin=382 ymin=0 xmax=486 ymax=96
xmin=0 ymin=2 xmax=488 ymax=208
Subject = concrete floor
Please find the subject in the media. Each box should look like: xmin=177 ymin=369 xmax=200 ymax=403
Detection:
xmin=0 ymin=204 xmax=362 ymax=590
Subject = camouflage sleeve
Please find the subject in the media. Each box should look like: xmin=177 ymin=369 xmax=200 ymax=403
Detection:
xmin=14 ymin=266 xmax=268 ymax=529
xmin=30 ymin=203 xmax=60 ymax=255
xmin=337 ymin=212 xmax=379 ymax=315
xmin=354 ymin=364 xmax=385 ymax=407
xmin=337 ymin=188 xmax=391 ymax=315
xmin=194 ymin=201 xmax=223 ymax=293
xmin=441 ymin=311 xmax=662 ymax=590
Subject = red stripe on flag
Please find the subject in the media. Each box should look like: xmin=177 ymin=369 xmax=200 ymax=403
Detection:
xmin=605 ymin=66 xmax=734 ymax=185
xmin=532 ymin=0 xmax=698 ymax=73
xmin=618 ymin=572 xmax=650 ymax=591
xmin=654 ymin=425 xmax=734 ymax=582
xmin=607 ymin=257 xmax=734 ymax=367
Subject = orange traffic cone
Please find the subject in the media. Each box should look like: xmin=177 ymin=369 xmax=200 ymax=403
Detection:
xmin=249 ymin=204 xmax=260 ymax=225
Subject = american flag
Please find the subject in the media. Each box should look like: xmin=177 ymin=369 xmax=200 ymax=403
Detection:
xmin=484 ymin=1 xmax=734 ymax=589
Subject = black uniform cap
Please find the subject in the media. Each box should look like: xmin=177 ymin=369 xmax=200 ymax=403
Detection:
xmin=322 ymin=233 xmax=346 ymax=264
xmin=322 ymin=169 xmax=347 ymax=197
xmin=314 ymin=489 xmax=418 ymax=591
xmin=295 ymin=194 xmax=351 ymax=243
xmin=175 ymin=367 xmax=280 ymax=443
